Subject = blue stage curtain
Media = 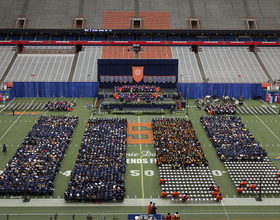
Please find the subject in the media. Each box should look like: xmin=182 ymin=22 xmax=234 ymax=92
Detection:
xmin=177 ymin=83 xmax=262 ymax=99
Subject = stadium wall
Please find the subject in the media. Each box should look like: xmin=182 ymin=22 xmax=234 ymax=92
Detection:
xmin=177 ymin=83 xmax=262 ymax=99
xmin=12 ymin=82 xmax=98 ymax=98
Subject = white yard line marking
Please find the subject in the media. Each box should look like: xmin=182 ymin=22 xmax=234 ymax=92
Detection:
xmin=244 ymin=101 xmax=280 ymax=142
xmin=0 ymin=98 xmax=36 ymax=141
xmin=221 ymin=201 xmax=230 ymax=220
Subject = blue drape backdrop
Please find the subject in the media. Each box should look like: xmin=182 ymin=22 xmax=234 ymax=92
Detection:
xmin=177 ymin=83 xmax=262 ymax=99
xmin=12 ymin=82 xmax=99 ymax=98
xmin=262 ymin=89 xmax=280 ymax=102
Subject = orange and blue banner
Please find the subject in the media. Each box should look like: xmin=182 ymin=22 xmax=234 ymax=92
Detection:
xmin=132 ymin=66 xmax=144 ymax=82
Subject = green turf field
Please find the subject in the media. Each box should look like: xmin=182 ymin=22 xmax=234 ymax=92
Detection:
xmin=0 ymin=97 xmax=280 ymax=220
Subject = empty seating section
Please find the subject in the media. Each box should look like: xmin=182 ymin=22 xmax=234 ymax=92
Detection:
xmin=123 ymin=36 xmax=135 ymax=41
xmin=73 ymin=46 xmax=102 ymax=81
xmin=139 ymin=36 xmax=151 ymax=41
xmin=0 ymin=46 xmax=15 ymax=79
xmin=103 ymin=11 xmax=135 ymax=29
xmin=6 ymin=53 xmax=74 ymax=82
xmin=197 ymin=37 xmax=208 ymax=41
xmin=0 ymin=115 xmax=78 ymax=197
xmin=225 ymin=159 xmax=279 ymax=195
xmin=171 ymin=47 xmax=202 ymax=83
xmin=95 ymin=36 xmax=106 ymax=41
xmin=7 ymin=35 xmax=20 ymax=41
xmin=103 ymin=11 xmax=170 ymax=29
xmin=139 ymin=46 xmax=172 ymax=59
xmin=154 ymin=36 xmax=165 ymax=41
xmin=139 ymin=12 xmax=171 ymax=29
xmin=224 ymin=35 xmax=236 ymax=41
xmin=258 ymin=47 xmax=280 ymax=81
xmin=266 ymin=37 xmax=279 ymax=42
xmin=101 ymin=46 xmax=134 ymax=59
xmin=65 ymin=34 xmax=77 ymax=41
xmin=21 ymin=35 xmax=34 ymax=41
xmin=108 ymin=36 xmax=120 ymax=41
xmin=65 ymin=118 xmax=127 ymax=202
xmin=168 ymin=36 xmax=180 ymax=41
xmin=159 ymin=165 xmax=216 ymax=201
xmin=80 ymin=35 xmax=92 ymax=41
xmin=36 ymin=35 xmax=49 ymax=41
xmin=252 ymin=37 xmax=265 ymax=42
xmin=50 ymin=35 xmax=63 ymax=41
xmin=238 ymin=37 xmax=251 ymax=42
xmin=199 ymin=47 xmax=267 ymax=83
xmin=210 ymin=36 xmax=223 ymax=41
xmin=182 ymin=36 xmax=194 ymax=41
xmin=0 ymin=34 xmax=6 ymax=40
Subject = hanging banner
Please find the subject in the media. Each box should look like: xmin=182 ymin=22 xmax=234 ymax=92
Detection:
xmin=153 ymin=76 xmax=157 ymax=83
xmin=87 ymin=103 xmax=93 ymax=111
xmin=100 ymin=76 xmax=105 ymax=83
xmin=119 ymin=76 xmax=124 ymax=83
xmin=171 ymin=76 xmax=176 ymax=83
xmin=110 ymin=77 xmax=114 ymax=83
xmin=123 ymin=76 xmax=128 ymax=83
xmin=166 ymin=76 xmax=171 ymax=83
xmin=128 ymin=76 xmax=133 ymax=83
xmin=143 ymin=77 xmax=148 ymax=83
xmin=114 ymin=76 xmax=119 ymax=83
xmin=132 ymin=66 xmax=144 ymax=82
xmin=148 ymin=77 xmax=153 ymax=83
xmin=157 ymin=76 xmax=162 ymax=83
xmin=106 ymin=76 xmax=110 ymax=83
xmin=162 ymin=76 xmax=167 ymax=83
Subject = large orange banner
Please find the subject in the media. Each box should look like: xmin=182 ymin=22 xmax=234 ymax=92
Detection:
xmin=132 ymin=66 xmax=144 ymax=82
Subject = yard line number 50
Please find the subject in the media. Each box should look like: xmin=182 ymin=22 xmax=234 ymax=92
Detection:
xmin=130 ymin=170 xmax=154 ymax=176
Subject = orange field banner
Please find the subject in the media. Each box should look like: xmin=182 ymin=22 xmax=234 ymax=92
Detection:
xmin=132 ymin=66 xmax=144 ymax=82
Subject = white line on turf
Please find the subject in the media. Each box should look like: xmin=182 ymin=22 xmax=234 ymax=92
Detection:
xmin=244 ymin=102 xmax=280 ymax=142
xmin=221 ymin=200 xmax=230 ymax=219
xmin=138 ymin=116 xmax=145 ymax=205
xmin=0 ymin=97 xmax=36 ymax=141
xmin=0 ymin=98 xmax=15 ymax=114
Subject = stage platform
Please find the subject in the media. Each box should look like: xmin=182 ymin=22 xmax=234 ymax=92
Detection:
xmin=98 ymin=87 xmax=185 ymax=112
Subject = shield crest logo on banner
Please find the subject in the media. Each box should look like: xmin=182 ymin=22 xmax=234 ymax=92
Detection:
xmin=119 ymin=76 xmax=123 ymax=83
xmin=106 ymin=76 xmax=110 ymax=83
xmin=123 ymin=76 xmax=128 ymax=83
xmin=143 ymin=77 xmax=148 ymax=83
xmin=162 ymin=76 xmax=167 ymax=83
xmin=171 ymin=76 xmax=176 ymax=83
xmin=153 ymin=76 xmax=157 ymax=83
xmin=148 ymin=77 xmax=153 ymax=83
xmin=166 ymin=76 xmax=171 ymax=83
xmin=128 ymin=76 xmax=133 ymax=83
xmin=87 ymin=103 xmax=92 ymax=111
xmin=132 ymin=66 xmax=144 ymax=82
xmin=114 ymin=76 xmax=119 ymax=83
xmin=100 ymin=76 xmax=105 ymax=83
xmin=157 ymin=76 xmax=162 ymax=83
xmin=110 ymin=77 xmax=114 ymax=83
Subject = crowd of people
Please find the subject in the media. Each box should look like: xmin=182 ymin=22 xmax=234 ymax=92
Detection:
xmin=204 ymin=104 xmax=236 ymax=115
xmin=200 ymin=115 xmax=267 ymax=161
xmin=0 ymin=116 xmax=78 ymax=196
xmin=45 ymin=100 xmax=76 ymax=112
xmin=152 ymin=118 xmax=209 ymax=168
xmin=64 ymin=118 xmax=127 ymax=202
xmin=113 ymin=92 xmax=163 ymax=102
xmin=114 ymin=85 xmax=160 ymax=93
